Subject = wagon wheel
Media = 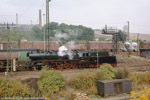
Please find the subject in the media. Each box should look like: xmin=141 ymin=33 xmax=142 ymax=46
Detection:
xmin=51 ymin=62 xmax=58 ymax=69
xmin=81 ymin=63 xmax=86 ymax=68
xmin=89 ymin=64 xmax=92 ymax=68
xmin=98 ymin=64 xmax=101 ymax=68
xmin=42 ymin=60 xmax=48 ymax=65
xmin=64 ymin=63 xmax=71 ymax=69
xmin=71 ymin=64 xmax=77 ymax=69
xmin=57 ymin=66 xmax=63 ymax=70
xmin=50 ymin=62 xmax=57 ymax=69
xmin=94 ymin=64 xmax=99 ymax=68
xmin=89 ymin=64 xmax=96 ymax=68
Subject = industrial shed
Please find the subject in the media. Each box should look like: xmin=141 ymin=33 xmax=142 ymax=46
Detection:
xmin=97 ymin=79 xmax=132 ymax=96
xmin=140 ymin=48 xmax=150 ymax=58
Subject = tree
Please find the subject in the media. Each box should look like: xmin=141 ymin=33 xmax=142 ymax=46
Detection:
xmin=28 ymin=22 xmax=95 ymax=43
xmin=80 ymin=28 xmax=94 ymax=41
xmin=29 ymin=26 xmax=44 ymax=41
xmin=113 ymin=31 xmax=127 ymax=42
xmin=50 ymin=22 xmax=59 ymax=30
xmin=9 ymin=30 xmax=27 ymax=44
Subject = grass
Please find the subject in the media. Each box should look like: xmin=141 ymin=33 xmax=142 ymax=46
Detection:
xmin=129 ymin=72 xmax=150 ymax=90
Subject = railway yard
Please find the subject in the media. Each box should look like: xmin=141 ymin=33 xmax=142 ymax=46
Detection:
xmin=0 ymin=34 xmax=150 ymax=100
xmin=0 ymin=0 xmax=150 ymax=99
xmin=0 ymin=40 xmax=150 ymax=100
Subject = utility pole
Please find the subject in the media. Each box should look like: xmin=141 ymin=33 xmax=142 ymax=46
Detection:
xmin=31 ymin=20 xmax=33 ymax=29
xmin=137 ymin=33 xmax=139 ymax=56
xmin=45 ymin=0 xmax=51 ymax=51
xmin=6 ymin=24 xmax=10 ymax=75
xmin=127 ymin=21 xmax=130 ymax=40
xmin=39 ymin=9 xmax=42 ymax=29
xmin=43 ymin=14 xmax=46 ymax=51
xmin=16 ymin=13 xmax=18 ymax=28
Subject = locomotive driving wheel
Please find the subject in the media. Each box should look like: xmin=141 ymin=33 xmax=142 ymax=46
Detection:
xmin=64 ymin=63 xmax=71 ymax=69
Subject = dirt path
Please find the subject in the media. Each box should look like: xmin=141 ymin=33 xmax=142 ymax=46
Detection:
xmin=93 ymin=96 xmax=130 ymax=100
xmin=0 ymin=71 xmax=40 ymax=80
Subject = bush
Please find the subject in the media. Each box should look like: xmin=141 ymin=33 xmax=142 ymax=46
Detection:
xmin=69 ymin=72 xmax=97 ymax=95
xmin=38 ymin=66 xmax=66 ymax=98
xmin=130 ymin=86 xmax=150 ymax=100
xmin=115 ymin=67 xmax=129 ymax=79
xmin=129 ymin=72 xmax=150 ymax=90
xmin=69 ymin=72 xmax=96 ymax=90
xmin=0 ymin=80 xmax=35 ymax=97
xmin=96 ymin=63 xmax=115 ymax=80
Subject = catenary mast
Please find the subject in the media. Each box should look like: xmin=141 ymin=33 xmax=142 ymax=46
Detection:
xmin=45 ymin=0 xmax=51 ymax=51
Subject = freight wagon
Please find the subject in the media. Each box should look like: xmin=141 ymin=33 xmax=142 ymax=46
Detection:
xmin=87 ymin=41 xmax=120 ymax=51
xmin=140 ymin=41 xmax=150 ymax=58
xmin=0 ymin=52 xmax=19 ymax=71
xmin=140 ymin=41 xmax=150 ymax=49
xmin=0 ymin=42 xmax=18 ymax=50
xmin=20 ymin=41 xmax=59 ymax=51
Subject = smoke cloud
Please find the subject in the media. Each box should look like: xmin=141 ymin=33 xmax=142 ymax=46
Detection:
xmin=57 ymin=46 xmax=68 ymax=56
xmin=57 ymin=41 xmax=75 ymax=60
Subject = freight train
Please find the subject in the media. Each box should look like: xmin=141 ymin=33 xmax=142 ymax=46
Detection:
xmin=0 ymin=41 xmax=118 ymax=71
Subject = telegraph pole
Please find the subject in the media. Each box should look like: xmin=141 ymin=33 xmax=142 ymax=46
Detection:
xmin=16 ymin=13 xmax=18 ymax=28
xmin=43 ymin=14 xmax=46 ymax=51
xmin=127 ymin=21 xmax=130 ymax=40
xmin=39 ymin=9 xmax=42 ymax=29
xmin=6 ymin=24 xmax=10 ymax=75
xmin=45 ymin=0 xmax=51 ymax=51
xmin=137 ymin=33 xmax=139 ymax=56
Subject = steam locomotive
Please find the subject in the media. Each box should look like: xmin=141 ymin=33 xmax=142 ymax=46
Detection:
xmin=27 ymin=49 xmax=117 ymax=70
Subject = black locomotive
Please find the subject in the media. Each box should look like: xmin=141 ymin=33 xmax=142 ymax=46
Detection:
xmin=27 ymin=50 xmax=117 ymax=70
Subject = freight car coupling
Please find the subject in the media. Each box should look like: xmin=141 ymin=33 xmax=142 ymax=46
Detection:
xmin=27 ymin=50 xmax=117 ymax=70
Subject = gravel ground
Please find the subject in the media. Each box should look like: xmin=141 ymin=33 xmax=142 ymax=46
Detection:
xmin=93 ymin=96 xmax=130 ymax=100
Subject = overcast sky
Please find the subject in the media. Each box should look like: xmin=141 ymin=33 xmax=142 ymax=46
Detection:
xmin=0 ymin=0 xmax=150 ymax=33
